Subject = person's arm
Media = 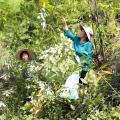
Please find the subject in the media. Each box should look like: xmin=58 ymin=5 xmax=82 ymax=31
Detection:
xmin=62 ymin=17 xmax=76 ymax=41
xmin=62 ymin=17 xmax=68 ymax=30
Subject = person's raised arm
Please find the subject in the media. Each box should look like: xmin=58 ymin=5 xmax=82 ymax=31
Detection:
xmin=62 ymin=17 xmax=69 ymax=30
xmin=62 ymin=17 xmax=76 ymax=41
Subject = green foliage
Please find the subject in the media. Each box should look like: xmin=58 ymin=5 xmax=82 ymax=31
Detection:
xmin=0 ymin=0 xmax=120 ymax=119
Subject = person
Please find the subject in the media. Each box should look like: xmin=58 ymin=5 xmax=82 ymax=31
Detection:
xmin=62 ymin=17 xmax=94 ymax=84
xmin=16 ymin=48 xmax=35 ymax=103
xmin=17 ymin=49 xmax=33 ymax=62
xmin=16 ymin=49 xmax=54 ymax=103
xmin=58 ymin=18 xmax=95 ymax=100
xmin=16 ymin=48 xmax=33 ymax=79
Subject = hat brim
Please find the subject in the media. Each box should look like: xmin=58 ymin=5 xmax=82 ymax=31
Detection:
xmin=80 ymin=24 xmax=90 ymax=40
xmin=80 ymin=24 xmax=95 ymax=49
xmin=16 ymin=48 xmax=33 ymax=61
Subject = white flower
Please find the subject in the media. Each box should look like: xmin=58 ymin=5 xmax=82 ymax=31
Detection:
xmin=46 ymin=87 xmax=53 ymax=96
xmin=38 ymin=7 xmax=47 ymax=30
xmin=37 ymin=81 xmax=45 ymax=90
xmin=37 ymin=15 xmax=40 ymax=19
xmin=30 ymin=99 xmax=37 ymax=105
xmin=26 ymin=85 xmax=30 ymax=89
xmin=0 ymin=101 xmax=6 ymax=108
xmin=77 ymin=118 xmax=82 ymax=120
xmin=29 ymin=65 xmax=35 ymax=72
xmin=2 ymin=91 xmax=10 ymax=97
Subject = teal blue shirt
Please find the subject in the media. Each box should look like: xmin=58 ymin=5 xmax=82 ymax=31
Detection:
xmin=64 ymin=29 xmax=94 ymax=69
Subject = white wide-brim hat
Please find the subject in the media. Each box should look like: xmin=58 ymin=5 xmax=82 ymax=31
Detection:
xmin=80 ymin=24 xmax=95 ymax=48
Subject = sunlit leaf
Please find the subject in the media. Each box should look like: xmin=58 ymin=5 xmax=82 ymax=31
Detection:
xmin=102 ymin=70 xmax=112 ymax=75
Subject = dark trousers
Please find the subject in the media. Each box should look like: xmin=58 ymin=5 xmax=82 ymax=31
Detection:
xmin=79 ymin=70 xmax=88 ymax=84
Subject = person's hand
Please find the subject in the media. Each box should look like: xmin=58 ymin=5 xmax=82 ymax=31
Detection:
xmin=62 ymin=17 xmax=66 ymax=24
xmin=61 ymin=17 xmax=68 ymax=30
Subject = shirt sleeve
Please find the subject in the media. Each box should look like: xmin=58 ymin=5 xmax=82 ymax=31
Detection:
xmin=64 ymin=29 xmax=76 ymax=41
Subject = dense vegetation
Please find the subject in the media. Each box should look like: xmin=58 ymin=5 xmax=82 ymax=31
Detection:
xmin=0 ymin=0 xmax=120 ymax=119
